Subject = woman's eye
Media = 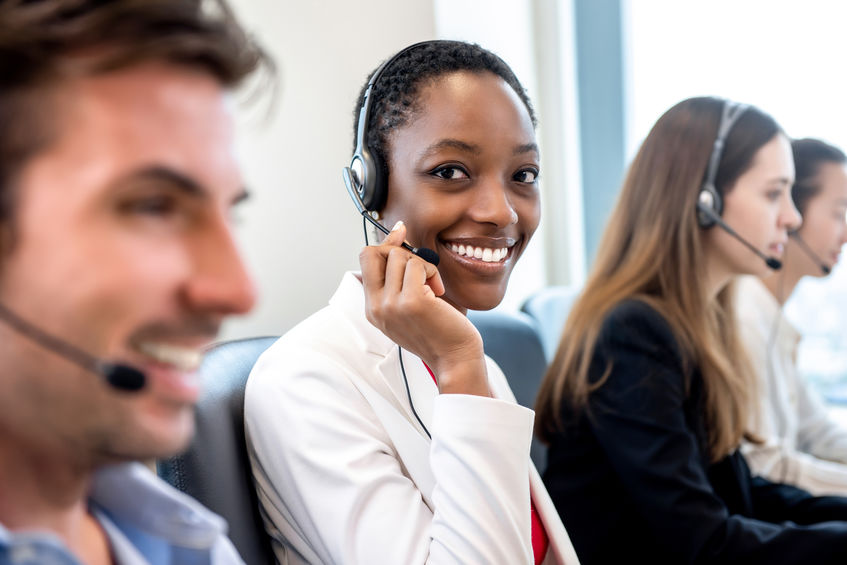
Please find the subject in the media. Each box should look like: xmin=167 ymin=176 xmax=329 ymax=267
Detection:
xmin=431 ymin=166 xmax=469 ymax=180
xmin=766 ymin=190 xmax=782 ymax=201
xmin=514 ymin=168 xmax=539 ymax=183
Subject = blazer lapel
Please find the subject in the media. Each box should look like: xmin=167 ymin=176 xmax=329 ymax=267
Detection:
xmin=366 ymin=348 xmax=437 ymax=507
xmin=531 ymin=464 xmax=581 ymax=564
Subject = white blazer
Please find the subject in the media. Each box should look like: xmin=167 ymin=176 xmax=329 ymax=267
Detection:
xmin=245 ymin=272 xmax=579 ymax=564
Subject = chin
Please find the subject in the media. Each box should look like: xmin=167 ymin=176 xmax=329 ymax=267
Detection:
xmin=133 ymin=409 xmax=196 ymax=460
xmin=449 ymin=286 xmax=508 ymax=312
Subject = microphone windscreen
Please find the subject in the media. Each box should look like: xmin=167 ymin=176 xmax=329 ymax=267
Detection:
xmin=765 ymin=257 xmax=783 ymax=270
xmin=101 ymin=363 xmax=146 ymax=392
xmin=415 ymin=247 xmax=440 ymax=266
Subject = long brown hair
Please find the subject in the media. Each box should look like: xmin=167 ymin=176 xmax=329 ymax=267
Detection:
xmin=535 ymin=97 xmax=781 ymax=461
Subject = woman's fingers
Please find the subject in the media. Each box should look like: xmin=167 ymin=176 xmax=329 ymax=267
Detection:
xmin=360 ymin=221 xmax=444 ymax=296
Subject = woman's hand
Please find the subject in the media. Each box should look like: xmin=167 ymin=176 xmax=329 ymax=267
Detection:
xmin=359 ymin=222 xmax=490 ymax=397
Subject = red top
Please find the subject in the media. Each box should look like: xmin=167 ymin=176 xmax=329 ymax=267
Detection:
xmin=422 ymin=362 xmax=549 ymax=564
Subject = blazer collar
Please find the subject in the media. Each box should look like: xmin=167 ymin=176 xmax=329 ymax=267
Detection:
xmin=329 ymin=271 xmax=396 ymax=356
xmin=329 ymin=271 xmax=438 ymax=440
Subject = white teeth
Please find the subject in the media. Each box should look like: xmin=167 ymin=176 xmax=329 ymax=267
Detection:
xmin=137 ymin=342 xmax=203 ymax=371
xmin=448 ymin=244 xmax=510 ymax=262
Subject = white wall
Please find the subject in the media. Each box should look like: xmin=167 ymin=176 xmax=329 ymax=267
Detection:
xmin=221 ymin=1 xmax=582 ymax=340
xmin=222 ymin=1 xmax=437 ymax=339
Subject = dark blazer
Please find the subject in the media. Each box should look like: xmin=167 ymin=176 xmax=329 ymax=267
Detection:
xmin=544 ymin=299 xmax=847 ymax=564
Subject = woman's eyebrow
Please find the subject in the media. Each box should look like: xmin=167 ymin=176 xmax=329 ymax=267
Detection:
xmin=514 ymin=142 xmax=539 ymax=156
xmin=419 ymin=139 xmax=481 ymax=159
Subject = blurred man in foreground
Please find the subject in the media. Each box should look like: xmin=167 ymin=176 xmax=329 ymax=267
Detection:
xmin=0 ymin=1 xmax=269 ymax=563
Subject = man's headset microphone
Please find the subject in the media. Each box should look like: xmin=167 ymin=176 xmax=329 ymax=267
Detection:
xmin=0 ymin=302 xmax=145 ymax=392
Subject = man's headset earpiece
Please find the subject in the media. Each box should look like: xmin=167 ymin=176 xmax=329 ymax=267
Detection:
xmin=695 ymin=100 xmax=782 ymax=270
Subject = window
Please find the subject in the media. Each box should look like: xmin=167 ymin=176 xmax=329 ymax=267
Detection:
xmin=627 ymin=0 xmax=847 ymax=403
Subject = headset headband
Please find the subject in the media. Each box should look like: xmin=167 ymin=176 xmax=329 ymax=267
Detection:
xmin=703 ymin=100 xmax=749 ymax=193
xmin=348 ymin=40 xmax=441 ymax=211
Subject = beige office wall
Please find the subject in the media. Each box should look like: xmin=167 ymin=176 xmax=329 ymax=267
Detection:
xmin=222 ymin=1 xmax=437 ymax=340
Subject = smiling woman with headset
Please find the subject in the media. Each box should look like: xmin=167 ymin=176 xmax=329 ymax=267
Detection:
xmin=534 ymin=97 xmax=847 ymax=564
xmin=736 ymin=138 xmax=847 ymax=497
xmin=244 ymin=40 xmax=579 ymax=564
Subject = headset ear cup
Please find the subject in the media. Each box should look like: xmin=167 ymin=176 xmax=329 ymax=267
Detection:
xmin=357 ymin=144 xmax=387 ymax=211
xmin=366 ymin=150 xmax=388 ymax=211
xmin=697 ymin=183 xmax=722 ymax=228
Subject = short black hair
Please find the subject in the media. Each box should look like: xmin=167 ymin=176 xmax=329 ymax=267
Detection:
xmin=352 ymin=40 xmax=537 ymax=176
xmin=791 ymin=138 xmax=847 ymax=214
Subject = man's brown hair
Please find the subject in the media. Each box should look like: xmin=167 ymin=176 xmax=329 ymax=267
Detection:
xmin=0 ymin=0 xmax=271 ymax=227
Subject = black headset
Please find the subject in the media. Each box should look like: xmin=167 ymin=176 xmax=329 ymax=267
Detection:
xmin=696 ymin=99 xmax=749 ymax=228
xmin=347 ymin=40 xmax=439 ymax=213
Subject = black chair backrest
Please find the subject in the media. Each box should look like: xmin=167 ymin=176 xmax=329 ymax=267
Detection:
xmin=158 ymin=336 xmax=278 ymax=565
xmin=469 ymin=309 xmax=548 ymax=470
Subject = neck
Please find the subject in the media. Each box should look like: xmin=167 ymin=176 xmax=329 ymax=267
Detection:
xmin=0 ymin=431 xmax=111 ymax=563
xmin=703 ymin=252 xmax=734 ymax=301
xmin=441 ymin=294 xmax=468 ymax=316
xmin=761 ymin=260 xmax=804 ymax=306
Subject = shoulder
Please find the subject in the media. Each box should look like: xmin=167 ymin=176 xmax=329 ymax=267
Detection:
xmin=600 ymin=299 xmax=677 ymax=346
xmin=252 ymin=305 xmax=352 ymax=372
xmin=90 ymin=464 xmax=237 ymax=561
xmin=592 ymin=298 xmax=687 ymax=381
xmin=244 ymin=298 xmax=380 ymax=418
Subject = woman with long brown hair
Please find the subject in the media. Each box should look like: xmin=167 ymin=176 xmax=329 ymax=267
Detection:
xmin=535 ymin=97 xmax=847 ymax=564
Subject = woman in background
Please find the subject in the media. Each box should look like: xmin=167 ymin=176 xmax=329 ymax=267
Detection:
xmin=535 ymin=97 xmax=847 ymax=564
xmin=737 ymin=138 xmax=847 ymax=495
xmin=246 ymin=40 xmax=578 ymax=564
